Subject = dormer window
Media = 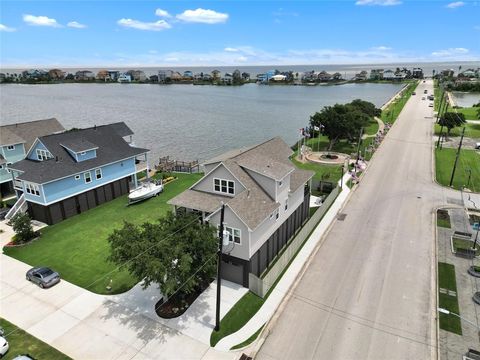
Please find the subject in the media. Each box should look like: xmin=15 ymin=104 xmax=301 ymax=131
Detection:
xmin=36 ymin=149 xmax=50 ymax=161
xmin=7 ymin=145 xmax=15 ymax=151
xmin=214 ymin=178 xmax=234 ymax=195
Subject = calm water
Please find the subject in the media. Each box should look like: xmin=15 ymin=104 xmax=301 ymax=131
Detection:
xmin=0 ymin=82 xmax=403 ymax=162
xmin=451 ymin=92 xmax=480 ymax=107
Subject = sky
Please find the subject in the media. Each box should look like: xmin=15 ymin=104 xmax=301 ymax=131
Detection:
xmin=0 ymin=0 xmax=479 ymax=67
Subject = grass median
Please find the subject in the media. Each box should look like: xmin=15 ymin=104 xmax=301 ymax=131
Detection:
xmin=3 ymin=173 xmax=202 ymax=294
xmin=438 ymin=262 xmax=462 ymax=335
xmin=0 ymin=318 xmax=71 ymax=360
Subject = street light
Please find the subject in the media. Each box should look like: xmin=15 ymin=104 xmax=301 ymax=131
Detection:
xmin=438 ymin=308 xmax=480 ymax=330
xmin=215 ymin=203 xmax=230 ymax=332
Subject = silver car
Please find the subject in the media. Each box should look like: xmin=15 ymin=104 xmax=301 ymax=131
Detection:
xmin=26 ymin=267 xmax=60 ymax=288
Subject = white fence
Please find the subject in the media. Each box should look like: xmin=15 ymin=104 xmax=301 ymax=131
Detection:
xmin=249 ymin=186 xmax=341 ymax=298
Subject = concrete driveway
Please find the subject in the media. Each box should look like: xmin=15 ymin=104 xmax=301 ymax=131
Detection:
xmin=0 ymin=231 xmax=244 ymax=359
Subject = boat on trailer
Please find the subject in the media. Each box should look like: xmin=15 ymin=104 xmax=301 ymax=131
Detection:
xmin=128 ymin=180 xmax=163 ymax=204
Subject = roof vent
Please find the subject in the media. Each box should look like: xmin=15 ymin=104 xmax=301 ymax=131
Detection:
xmin=94 ymin=125 xmax=97 ymax=130
xmin=247 ymin=189 xmax=250 ymax=198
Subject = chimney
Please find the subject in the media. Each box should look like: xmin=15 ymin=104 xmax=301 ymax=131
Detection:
xmin=94 ymin=124 xmax=97 ymax=130
xmin=55 ymin=156 xmax=59 ymax=162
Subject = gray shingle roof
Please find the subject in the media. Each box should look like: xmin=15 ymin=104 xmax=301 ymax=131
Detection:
xmin=0 ymin=155 xmax=6 ymax=166
xmin=0 ymin=118 xmax=65 ymax=150
xmin=169 ymin=137 xmax=314 ymax=230
xmin=60 ymin=138 xmax=98 ymax=153
xmin=10 ymin=122 xmax=148 ymax=184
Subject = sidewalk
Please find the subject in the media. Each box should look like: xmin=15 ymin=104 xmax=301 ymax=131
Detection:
xmin=215 ymin=173 xmax=352 ymax=351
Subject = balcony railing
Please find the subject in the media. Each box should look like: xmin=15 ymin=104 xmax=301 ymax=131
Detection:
xmin=13 ymin=179 xmax=23 ymax=190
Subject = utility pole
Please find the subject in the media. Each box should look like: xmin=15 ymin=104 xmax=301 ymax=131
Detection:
xmin=473 ymin=225 xmax=479 ymax=251
xmin=449 ymin=127 xmax=465 ymax=187
xmin=215 ymin=203 xmax=226 ymax=332
xmin=435 ymin=90 xmax=445 ymax=124
xmin=436 ymin=102 xmax=450 ymax=149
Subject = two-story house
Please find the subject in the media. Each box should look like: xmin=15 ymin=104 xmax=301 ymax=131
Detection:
xmin=8 ymin=122 xmax=149 ymax=224
xmin=0 ymin=118 xmax=65 ymax=198
xmin=168 ymin=137 xmax=314 ymax=287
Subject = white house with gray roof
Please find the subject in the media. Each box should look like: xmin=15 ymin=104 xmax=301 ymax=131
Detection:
xmin=168 ymin=137 xmax=314 ymax=287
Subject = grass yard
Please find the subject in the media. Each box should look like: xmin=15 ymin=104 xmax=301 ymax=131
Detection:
xmin=0 ymin=318 xmax=71 ymax=360
xmin=437 ymin=263 xmax=462 ymax=335
xmin=452 ymin=237 xmax=478 ymax=255
xmin=434 ymin=123 xmax=480 ymax=139
xmin=381 ymin=81 xmax=418 ymax=124
xmin=230 ymin=325 xmax=264 ymax=350
xmin=364 ymin=118 xmax=379 ymax=136
xmin=3 ymin=172 xmax=202 ymax=294
xmin=457 ymin=106 xmax=480 ymax=120
xmin=435 ymin=148 xmax=480 ymax=192
xmin=437 ymin=209 xmax=451 ymax=228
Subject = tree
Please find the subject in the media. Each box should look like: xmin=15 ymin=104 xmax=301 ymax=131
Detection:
xmin=438 ymin=112 xmax=466 ymax=139
xmin=310 ymin=104 xmax=370 ymax=151
xmin=8 ymin=212 xmax=35 ymax=243
xmin=108 ymin=212 xmax=217 ymax=299
xmin=348 ymin=99 xmax=381 ymax=118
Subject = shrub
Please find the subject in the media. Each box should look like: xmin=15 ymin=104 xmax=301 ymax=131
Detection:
xmin=8 ymin=212 xmax=35 ymax=243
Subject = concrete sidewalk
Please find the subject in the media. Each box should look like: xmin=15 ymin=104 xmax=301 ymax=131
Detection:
xmin=215 ymin=173 xmax=352 ymax=351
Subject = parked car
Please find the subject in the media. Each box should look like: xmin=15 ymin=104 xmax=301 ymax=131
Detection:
xmin=12 ymin=355 xmax=35 ymax=360
xmin=0 ymin=336 xmax=9 ymax=357
xmin=422 ymin=97 xmax=426 ymax=100
xmin=475 ymin=143 xmax=480 ymax=150
xmin=26 ymin=267 xmax=60 ymax=288
xmin=424 ymin=89 xmax=428 ymax=94
xmin=412 ymin=92 xmax=416 ymax=95
xmin=429 ymin=103 xmax=433 ymax=107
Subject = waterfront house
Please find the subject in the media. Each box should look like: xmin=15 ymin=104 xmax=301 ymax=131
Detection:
xmin=241 ymin=72 xmax=250 ymax=82
xmin=75 ymin=70 xmax=95 ymax=81
xmin=96 ymin=70 xmax=111 ymax=81
xmin=0 ymin=73 xmax=5 ymax=83
xmin=412 ymin=68 xmax=424 ymax=79
xmin=8 ymin=122 xmax=149 ymax=224
xmin=0 ymin=119 xmax=65 ymax=198
xmin=222 ymin=73 xmax=233 ymax=85
xmin=332 ymin=72 xmax=342 ymax=81
xmin=22 ymin=69 xmax=48 ymax=81
xmin=383 ymin=69 xmax=395 ymax=80
xmin=48 ymin=69 xmax=65 ymax=80
xmin=118 ymin=73 xmax=132 ymax=83
xmin=183 ymin=71 xmax=193 ymax=79
xmin=370 ymin=69 xmax=384 ymax=80
xmin=126 ymin=70 xmax=147 ymax=82
xmin=108 ymin=71 xmax=120 ymax=82
xmin=171 ymin=71 xmax=183 ymax=81
xmin=317 ymin=71 xmax=333 ymax=82
xmin=158 ymin=70 xmax=173 ymax=83
xmin=211 ymin=70 xmax=221 ymax=81
xmin=270 ymin=74 xmax=287 ymax=82
xmin=168 ymin=137 xmax=314 ymax=287
xmin=354 ymin=71 xmax=368 ymax=81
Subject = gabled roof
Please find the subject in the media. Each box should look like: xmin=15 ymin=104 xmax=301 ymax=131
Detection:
xmin=169 ymin=137 xmax=313 ymax=230
xmin=10 ymin=122 xmax=148 ymax=184
xmin=0 ymin=118 xmax=64 ymax=150
xmin=60 ymin=138 xmax=98 ymax=153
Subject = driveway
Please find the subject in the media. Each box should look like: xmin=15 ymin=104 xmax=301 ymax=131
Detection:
xmin=0 ymin=230 xmax=244 ymax=359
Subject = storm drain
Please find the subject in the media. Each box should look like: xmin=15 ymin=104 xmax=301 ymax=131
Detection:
xmin=337 ymin=213 xmax=347 ymax=221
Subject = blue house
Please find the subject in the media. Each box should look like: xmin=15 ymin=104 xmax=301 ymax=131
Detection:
xmin=8 ymin=122 xmax=149 ymax=224
xmin=0 ymin=118 xmax=65 ymax=198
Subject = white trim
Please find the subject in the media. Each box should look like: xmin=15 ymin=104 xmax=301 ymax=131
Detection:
xmin=206 ymin=203 xmax=253 ymax=232
xmin=74 ymin=175 xmax=81 ymax=180
xmin=10 ymin=152 xmax=149 ymax=185
xmin=26 ymin=138 xmax=49 ymax=160
xmin=24 ymin=182 xmax=40 ymax=196
xmin=36 ymin=148 xmax=51 ymax=161
xmin=95 ymin=168 xmax=102 ymax=180
xmin=188 ymin=162 xmax=247 ymax=192
xmin=2 ymin=141 xmax=26 ymax=148
xmin=239 ymin=163 xmax=294 ymax=182
xmin=6 ymin=145 xmax=15 ymax=151
xmin=213 ymin=177 xmax=235 ymax=195
xmin=27 ymin=170 xmax=137 ymax=206
xmin=60 ymin=143 xmax=99 ymax=155
xmin=84 ymin=171 xmax=92 ymax=184
xmin=225 ymin=226 xmax=242 ymax=245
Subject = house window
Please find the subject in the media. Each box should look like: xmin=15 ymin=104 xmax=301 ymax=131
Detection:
xmin=225 ymin=226 xmax=241 ymax=244
xmin=80 ymin=151 xmax=86 ymax=155
xmin=95 ymin=168 xmax=102 ymax=180
xmin=285 ymin=199 xmax=288 ymax=211
xmin=84 ymin=171 xmax=92 ymax=184
xmin=36 ymin=149 xmax=50 ymax=161
xmin=7 ymin=145 xmax=15 ymax=151
xmin=275 ymin=210 xmax=279 ymax=220
xmin=25 ymin=182 xmax=40 ymax=196
xmin=6 ymin=163 xmax=12 ymax=174
xmin=279 ymin=180 xmax=283 ymax=186
xmin=214 ymin=178 xmax=235 ymax=195
xmin=75 ymin=175 xmax=81 ymax=180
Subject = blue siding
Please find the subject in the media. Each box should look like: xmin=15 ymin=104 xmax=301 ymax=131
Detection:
xmin=63 ymin=147 xmax=78 ymax=161
xmin=41 ymin=158 xmax=136 ymax=204
xmin=0 ymin=143 xmax=25 ymax=184
xmin=27 ymin=140 xmax=49 ymax=161
xmin=76 ymin=149 xmax=97 ymax=162
xmin=23 ymin=182 xmax=45 ymax=203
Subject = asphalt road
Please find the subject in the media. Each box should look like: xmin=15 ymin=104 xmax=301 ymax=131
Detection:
xmin=256 ymin=80 xmax=461 ymax=360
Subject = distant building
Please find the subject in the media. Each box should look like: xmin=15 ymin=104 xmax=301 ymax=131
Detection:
xmin=48 ymin=69 xmax=65 ymax=80
xmin=75 ymin=70 xmax=95 ymax=81
xmin=108 ymin=71 xmax=120 ymax=81
xmin=22 ymin=69 xmax=48 ymax=80
xmin=158 ymin=70 xmax=173 ymax=83
xmin=126 ymin=70 xmax=147 ymax=82
xmin=183 ymin=70 xmax=193 ymax=79
xmin=412 ymin=68 xmax=424 ymax=79
xmin=317 ymin=71 xmax=333 ymax=82
xmin=211 ymin=70 xmax=221 ymax=81
xmin=440 ymin=69 xmax=455 ymax=78
xmin=118 ymin=73 xmax=132 ymax=83
xmin=96 ymin=70 xmax=111 ymax=81
xmin=383 ymin=69 xmax=395 ymax=80
xmin=370 ymin=69 xmax=384 ymax=80
xmin=354 ymin=70 xmax=368 ymax=81
xmin=241 ymin=72 xmax=250 ymax=81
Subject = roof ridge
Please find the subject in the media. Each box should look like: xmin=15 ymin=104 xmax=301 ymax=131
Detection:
xmin=230 ymin=136 xmax=282 ymax=160
xmin=0 ymin=117 xmax=58 ymax=129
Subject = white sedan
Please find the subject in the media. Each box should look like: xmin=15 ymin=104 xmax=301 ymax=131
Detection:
xmin=0 ymin=336 xmax=9 ymax=357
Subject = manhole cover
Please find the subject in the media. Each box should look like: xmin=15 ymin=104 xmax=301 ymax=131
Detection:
xmin=337 ymin=213 xmax=347 ymax=221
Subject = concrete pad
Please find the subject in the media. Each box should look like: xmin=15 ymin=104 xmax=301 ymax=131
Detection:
xmin=0 ymin=282 xmax=19 ymax=299
xmin=61 ymin=292 xmax=106 ymax=320
xmin=27 ymin=309 xmax=81 ymax=344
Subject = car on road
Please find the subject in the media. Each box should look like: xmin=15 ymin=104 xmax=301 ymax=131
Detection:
xmin=475 ymin=143 xmax=480 ymax=150
xmin=422 ymin=97 xmax=426 ymax=100
xmin=0 ymin=336 xmax=9 ymax=357
xmin=26 ymin=267 xmax=60 ymax=288
xmin=429 ymin=103 xmax=433 ymax=107
xmin=473 ymin=291 xmax=480 ymax=305
xmin=424 ymin=89 xmax=428 ymax=94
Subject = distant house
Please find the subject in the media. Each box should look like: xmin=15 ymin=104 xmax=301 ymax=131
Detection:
xmin=222 ymin=73 xmax=233 ymax=85
xmin=332 ymin=72 xmax=342 ymax=81
xmin=75 ymin=70 xmax=95 ymax=81
xmin=96 ymin=70 xmax=111 ymax=81
xmin=412 ymin=68 xmax=424 ymax=79
xmin=171 ymin=71 xmax=183 ymax=81
xmin=370 ymin=69 xmax=384 ymax=80
xmin=211 ymin=70 xmax=221 ymax=81
xmin=241 ymin=72 xmax=250 ymax=81
xmin=441 ymin=69 xmax=455 ymax=78
xmin=22 ymin=69 xmax=48 ymax=80
xmin=158 ymin=70 xmax=173 ymax=83
xmin=108 ymin=71 xmax=120 ymax=82
xmin=118 ymin=73 xmax=132 ymax=83
xmin=459 ymin=69 xmax=476 ymax=78
xmin=126 ymin=70 xmax=147 ymax=82
xmin=202 ymin=73 xmax=212 ymax=81
xmin=317 ymin=71 xmax=333 ymax=82
xmin=168 ymin=137 xmax=314 ymax=287
xmin=48 ymin=69 xmax=65 ymax=80
xmin=0 ymin=73 xmax=5 ymax=83
xmin=183 ymin=70 xmax=193 ymax=79
xmin=0 ymin=119 xmax=65 ymax=198
xmin=270 ymin=74 xmax=287 ymax=82
xmin=354 ymin=71 xmax=368 ymax=81
xmin=9 ymin=122 xmax=149 ymax=224
xmin=383 ymin=69 xmax=395 ymax=80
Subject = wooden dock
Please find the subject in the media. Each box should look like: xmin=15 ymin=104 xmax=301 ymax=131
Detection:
xmin=156 ymin=156 xmax=200 ymax=173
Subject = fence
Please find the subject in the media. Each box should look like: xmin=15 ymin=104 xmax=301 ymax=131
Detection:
xmin=156 ymin=156 xmax=200 ymax=173
xmin=249 ymin=186 xmax=341 ymax=298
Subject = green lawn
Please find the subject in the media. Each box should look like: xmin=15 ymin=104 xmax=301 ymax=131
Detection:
xmin=457 ymin=107 xmax=480 ymax=120
xmin=434 ymin=123 xmax=480 ymax=139
xmin=230 ymin=325 xmax=264 ymax=350
xmin=381 ymin=81 xmax=418 ymax=124
xmin=437 ymin=263 xmax=462 ymax=335
xmin=437 ymin=209 xmax=451 ymax=228
xmin=435 ymin=148 xmax=480 ymax=192
xmin=452 ymin=237 xmax=478 ymax=255
xmin=0 ymin=318 xmax=71 ymax=360
xmin=4 ymin=173 xmax=202 ymax=294
xmin=364 ymin=118 xmax=379 ymax=136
